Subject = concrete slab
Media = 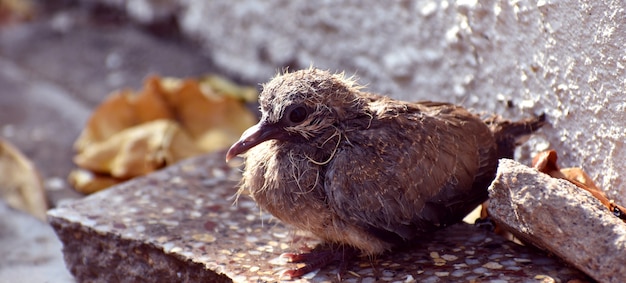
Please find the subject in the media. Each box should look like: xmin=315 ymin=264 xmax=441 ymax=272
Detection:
xmin=48 ymin=152 xmax=590 ymax=282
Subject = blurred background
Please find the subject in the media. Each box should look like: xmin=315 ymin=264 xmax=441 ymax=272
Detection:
xmin=0 ymin=1 xmax=228 ymax=281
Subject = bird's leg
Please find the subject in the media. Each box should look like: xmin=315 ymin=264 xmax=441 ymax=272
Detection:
xmin=279 ymin=243 xmax=358 ymax=279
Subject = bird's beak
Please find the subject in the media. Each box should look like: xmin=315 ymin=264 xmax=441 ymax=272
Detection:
xmin=226 ymin=122 xmax=282 ymax=162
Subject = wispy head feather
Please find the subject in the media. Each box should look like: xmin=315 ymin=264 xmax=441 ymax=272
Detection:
xmin=260 ymin=68 xmax=365 ymax=125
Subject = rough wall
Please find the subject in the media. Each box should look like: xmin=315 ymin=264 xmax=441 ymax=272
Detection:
xmin=96 ymin=0 xmax=626 ymax=201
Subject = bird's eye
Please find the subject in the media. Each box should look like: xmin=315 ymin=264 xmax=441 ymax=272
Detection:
xmin=288 ymin=106 xmax=308 ymax=124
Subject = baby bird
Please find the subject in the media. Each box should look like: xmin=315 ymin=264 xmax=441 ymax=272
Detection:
xmin=226 ymin=68 xmax=544 ymax=278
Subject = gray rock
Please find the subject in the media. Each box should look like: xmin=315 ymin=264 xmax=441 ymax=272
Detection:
xmin=488 ymin=159 xmax=626 ymax=283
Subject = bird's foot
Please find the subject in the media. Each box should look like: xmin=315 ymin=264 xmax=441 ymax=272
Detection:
xmin=278 ymin=244 xmax=358 ymax=280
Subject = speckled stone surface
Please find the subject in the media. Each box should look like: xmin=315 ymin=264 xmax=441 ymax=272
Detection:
xmin=48 ymin=152 xmax=590 ymax=282
xmin=489 ymin=159 xmax=626 ymax=283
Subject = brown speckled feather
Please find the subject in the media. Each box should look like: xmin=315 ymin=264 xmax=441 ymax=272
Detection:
xmin=322 ymin=100 xmax=497 ymax=253
xmin=228 ymin=68 xmax=543 ymax=258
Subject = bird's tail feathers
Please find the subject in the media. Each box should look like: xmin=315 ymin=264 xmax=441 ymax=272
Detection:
xmin=484 ymin=113 xmax=546 ymax=159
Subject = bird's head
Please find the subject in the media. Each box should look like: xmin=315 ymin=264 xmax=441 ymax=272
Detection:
xmin=226 ymin=68 xmax=365 ymax=161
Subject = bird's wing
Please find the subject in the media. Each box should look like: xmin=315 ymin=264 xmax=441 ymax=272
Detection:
xmin=324 ymin=102 xmax=497 ymax=244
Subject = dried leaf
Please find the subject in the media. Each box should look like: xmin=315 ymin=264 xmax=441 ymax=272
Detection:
xmin=155 ymin=77 xmax=257 ymax=146
xmin=74 ymin=87 xmax=174 ymax=152
xmin=0 ymin=138 xmax=47 ymax=221
xmin=70 ymin=75 xmax=257 ymax=193
xmin=200 ymin=75 xmax=258 ymax=102
xmin=0 ymin=0 xmax=35 ymax=25
xmin=532 ymin=149 xmax=626 ymax=221
xmin=74 ymin=119 xmax=204 ymax=179
xmin=68 ymin=169 xmax=123 ymax=195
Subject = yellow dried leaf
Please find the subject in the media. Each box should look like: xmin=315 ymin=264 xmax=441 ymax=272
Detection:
xmin=74 ymin=119 xmax=204 ymax=179
xmin=74 ymin=84 xmax=174 ymax=152
xmin=0 ymin=138 xmax=47 ymax=221
xmin=0 ymin=0 xmax=35 ymax=25
xmin=200 ymin=75 xmax=258 ymax=102
xmin=560 ymin=168 xmax=597 ymax=190
xmin=160 ymin=79 xmax=253 ymax=138
xmin=70 ymin=74 xmax=258 ymax=193
xmin=196 ymin=129 xmax=244 ymax=153
xmin=68 ymin=169 xmax=123 ymax=195
xmin=533 ymin=149 xmax=626 ymax=222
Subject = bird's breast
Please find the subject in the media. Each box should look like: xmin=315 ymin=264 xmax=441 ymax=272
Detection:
xmin=242 ymin=140 xmax=333 ymax=226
